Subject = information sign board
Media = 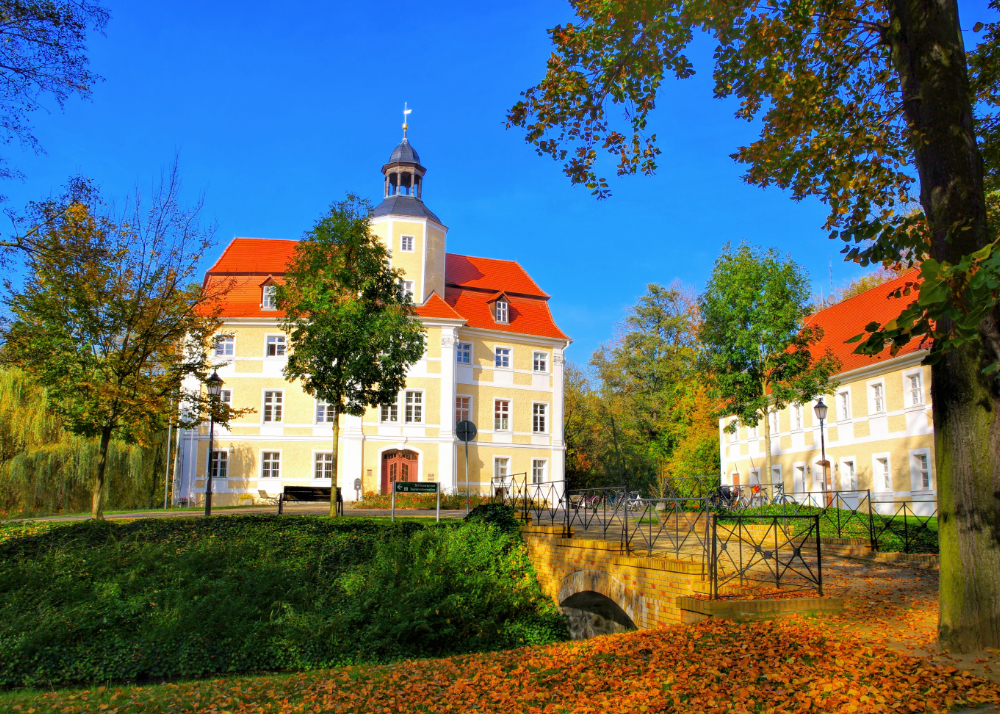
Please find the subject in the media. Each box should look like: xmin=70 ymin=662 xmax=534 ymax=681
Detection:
xmin=394 ymin=481 xmax=439 ymax=494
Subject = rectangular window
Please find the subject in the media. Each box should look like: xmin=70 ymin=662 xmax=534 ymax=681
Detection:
xmin=915 ymin=453 xmax=930 ymax=489
xmin=843 ymin=460 xmax=857 ymax=490
xmin=266 ymin=335 xmax=286 ymax=357
xmin=532 ymin=459 xmax=546 ymax=484
xmin=872 ymin=383 xmax=885 ymax=413
xmin=909 ymin=374 xmax=923 ymax=406
xmin=400 ymin=235 xmax=414 ymax=252
xmin=532 ymin=403 xmax=547 ymax=433
xmin=261 ymin=451 xmax=281 ymax=479
xmin=728 ymin=420 xmax=738 ymax=443
xmin=221 ymin=389 xmax=232 ymax=406
xmin=456 ymin=395 xmax=471 ymax=424
xmin=793 ymin=404 xmax=802 ymax=430
xmin=769 ymin=409 xmax=779 ymax=435
xmin=314 ymin=452 xmax=333 ymax=480
xmin=456 ymin=342 xmax=472 ymax=364
xmin=263 ymin=391 xmax=283 ymax=422
xmin=771 ymin=466 xmax=782 ymax=484
xmin=380 ymin=396 xmax=399 ymax=423
xmin=399 ymin=279 xmax=414 ymax=299
xmin=749 ymin=423 xmax=758 ymax=438
xmin=494 ymin=399 xmax=510 ymax=431
xmin=315 ymin=399 xmax=336 ymax=423
xmin=404 ymin=391 xmax=423 ymax=423
xmin=495 ymin=300 xmax=509 ymax=323
xmin=210 ymin=450 xmax=228 ymax=479
xmin=877 ymin=457 xmax=891 ymax=490
xmin=262 ymin=285 xmax=277 ymax=309
xmin=533 ymin=352 xmax=548 ymax=372
xmin=214 ymin=335 xmax=234 ymax=357
xmin=494 ymin=457 xmax=510 ymax=480
xmin=495 ymin=347 xmax=510 ymax=368
xmin=839 ymin=391 xmax=851 ymax=420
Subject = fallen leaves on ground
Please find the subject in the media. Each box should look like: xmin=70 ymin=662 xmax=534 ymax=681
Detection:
xmin=12 ymin=618 xmax=999 ymax=714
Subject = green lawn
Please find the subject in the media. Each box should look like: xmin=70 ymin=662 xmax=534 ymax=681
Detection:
xmin=0 ymin=513 xmax=566 ymax=689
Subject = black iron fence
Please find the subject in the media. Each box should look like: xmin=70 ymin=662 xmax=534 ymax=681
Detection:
xmin=711 ymin=514 xmax=823 ymax=599
xmin=870 ymin=497 xmax=938 ymax=554
xmin=624 ymin=496 xmax=711 ymax=562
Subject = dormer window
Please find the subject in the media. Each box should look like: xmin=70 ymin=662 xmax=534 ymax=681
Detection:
xmin=495 ymin=298 xmax=509 ymax=324
xmin=262 ymin=285 xmax=277 ymax=310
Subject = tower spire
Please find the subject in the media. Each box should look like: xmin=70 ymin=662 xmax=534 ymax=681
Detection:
xmin=402 ymin=102 xmax=411 ymax=139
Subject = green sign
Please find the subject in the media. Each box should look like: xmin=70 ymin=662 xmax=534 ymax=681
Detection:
xmin=394 ymin=481 xmax=439 ymax=494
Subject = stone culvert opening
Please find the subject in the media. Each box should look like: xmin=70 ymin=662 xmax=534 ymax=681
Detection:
xmin=560 ymin=590 xmax=638 ymax=639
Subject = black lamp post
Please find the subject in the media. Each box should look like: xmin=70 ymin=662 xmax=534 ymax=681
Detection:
xmin=813 ymin=397 xmax=829 ymax=494
xmin=204 ymin=370 xmax=224 ymax=517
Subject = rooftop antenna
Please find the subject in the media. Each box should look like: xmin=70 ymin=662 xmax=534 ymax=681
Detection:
xmin=402 ymin=102 xmax=412 ymax=139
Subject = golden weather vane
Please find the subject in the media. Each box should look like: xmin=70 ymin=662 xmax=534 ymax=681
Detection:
xmin=402 ymin=102 xmax=412 ymax=139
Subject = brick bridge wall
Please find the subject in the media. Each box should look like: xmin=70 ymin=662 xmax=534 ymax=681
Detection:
xmin=520 ymin=524 xmax=710 ymax=629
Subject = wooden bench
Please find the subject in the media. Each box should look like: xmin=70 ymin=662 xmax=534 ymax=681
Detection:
xmin=278 ymin=486 xmax=344 ymax=516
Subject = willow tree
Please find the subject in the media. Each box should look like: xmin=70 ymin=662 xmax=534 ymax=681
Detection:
xmin=508 ymin=0 xmax=1000 ymax=652
xmin=699 ymin=243 xmax=840 ymax=486
xmin=1 ymin=172 xmax=235 ymax=519
xmin=277 ymin=194 xmax=426 ymax=516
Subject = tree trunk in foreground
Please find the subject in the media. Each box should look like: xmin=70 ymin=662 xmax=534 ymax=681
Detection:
xmin=887 ymin=0 xmax=1000 ymax=651
xmin=329 ymin=403 xmax=340 ymax=517
xmin=91 ymin=426 xmax=113 ymax=520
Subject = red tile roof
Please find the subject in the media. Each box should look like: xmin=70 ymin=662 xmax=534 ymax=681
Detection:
xmin=202 ymin=239 xmax=569 ymax=341
xmin=805 ymin=270 xmax=924 ymax=374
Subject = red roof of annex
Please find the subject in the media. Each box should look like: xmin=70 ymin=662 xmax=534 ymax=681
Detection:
xmin=805 ymin=269 xmax=924 ymax=374
xmin=202 ymin=238 xmax=569 ymax=340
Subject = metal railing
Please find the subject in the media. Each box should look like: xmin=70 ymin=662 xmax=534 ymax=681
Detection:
xmin=564 ymin=486 xmax=630 ymax=539
xmin=624 ymin=496 xmax=711 ymax=563
xmin=870 ymin=497 xmax=938 ymax=554
xmin=710 ymin=514 xmax=823 ymax=599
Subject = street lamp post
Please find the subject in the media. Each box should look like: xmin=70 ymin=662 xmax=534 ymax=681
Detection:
xmin=813 ymin=397 xmax=829 ymax=499
xmin=204 ymin=371 xmax=224 ymax=518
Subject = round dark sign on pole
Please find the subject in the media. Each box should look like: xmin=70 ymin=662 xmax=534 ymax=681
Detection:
xmin=456 ymin=420 xmax=477 ymax=442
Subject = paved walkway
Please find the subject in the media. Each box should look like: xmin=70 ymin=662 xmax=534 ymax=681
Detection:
xmin=10 ymin=504 xmax=471 ymax=523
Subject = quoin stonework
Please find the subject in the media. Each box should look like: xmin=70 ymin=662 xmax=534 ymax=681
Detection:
xmin=173 ymin=134 xmax=571 ymax=505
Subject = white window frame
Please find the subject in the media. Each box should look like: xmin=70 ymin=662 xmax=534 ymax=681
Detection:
xmin=210 ymin=450 xmax=228 ymax=479
xmin=531 ymin=458 xmax=548 ymax=484
xmin=769 ymin=408 xmax=779 ymax=435
xmin=262 ymin=390 xmax=284 ymax=423
xmin=533 ymin=351 xmax=549 ymax=372
xmin=399 ymin=279 xmax=414 ymax=299
xmin=728 ymin=419 xmax=739 ymax=443
xmin=869 ymin=380 xmax=886 ymax=415
xmin=455 ymin=395 xmax=472 ymax=424
xmin=837 ymin=389 xmax=852 ymax=422
xmin=400 ymin=234 xmax=415 ymax=252
xmin=221 ymin=389 xmax=232 ymax=406
xmin=748 ymin=422 xmax=759 ymax=439
xmin=872 ymin=452 xmax=892 ymax=492
xmin=793 ymin=463 xmax=806 ymax=493
xmin=493 ymin=456 xmax=511 ymax=481
xmin=494 ymin=398 xmax=511 ymax=431
xmin=313 ymin=451 xmax=334 ymax=480
xmin=532 ymin=402 xmax=548 ymax=434
xmin=380 ymin=394 xmax=400 ymax=423
xmin=902 ymin=368 xmax=924 ymax=408
xmin=213 ymin=334 xmax=235 ymax=358
xmin=792 ymin=403 xmax=803 ymax=431
xmin=770 ymin=464 xmax=782 ymax=487
xmin=265 ymin=333 xmax=287 ymax=358
xmin=494 ymin=346 xmax=512 ymax=369
xmin=839 ymin=457 xmax=858 ymax=491
xmin=456 ymin=342 xmax=472 ymax=365
xmin=404 ymin=390 xmax=424 ymax=424
xmin=260 ymin=449 xmax=282 ymax=479
xmin=909 ymin=448 xmax=933 ymax=491
xmin=495 ymin=299 xmax=509 ymax=324
xmin=315 ymin=399 xmax=336 ymax=424
xmin=261 ymin=284 xmax=278 ymax=310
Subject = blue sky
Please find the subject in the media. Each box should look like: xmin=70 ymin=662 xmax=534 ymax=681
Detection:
xmin=3 ymin=0 xmax=996 ymax=364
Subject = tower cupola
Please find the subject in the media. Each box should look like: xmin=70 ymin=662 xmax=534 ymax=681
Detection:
xmin=372 ymin=104 xmax=442 ymax=224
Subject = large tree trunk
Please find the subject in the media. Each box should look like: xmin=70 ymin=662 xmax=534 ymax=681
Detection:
xmin=887 ymin=0 xmax=1000 ymax=651
xmin=329 ymin=403 xmax=340 ymax=518
xmin=91 ymin=426 xmax=113 ymax=520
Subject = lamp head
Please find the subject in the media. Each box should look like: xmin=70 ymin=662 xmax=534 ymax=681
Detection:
xmin=813 ymin=398 xmax=828 ymax=422
xmin=206 ymin=370 xmax=224 ymax=398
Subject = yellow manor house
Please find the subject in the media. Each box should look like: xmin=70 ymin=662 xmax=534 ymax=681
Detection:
xmin=173 ymin=135 xmax=571 ymax=505
xmin=719 ymin=272 xmax=936 ymax=514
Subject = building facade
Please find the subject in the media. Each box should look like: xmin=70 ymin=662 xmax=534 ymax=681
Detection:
xmin=174 ymin=136 xmax=571 ymax=505
xmin=719 ymin=272 xmax=936 ymax=510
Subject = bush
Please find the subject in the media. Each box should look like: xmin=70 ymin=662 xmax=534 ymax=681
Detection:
xmin=358 ymin=490 xmax=494 ymax=510
xmin=0 ymin=515 xmax=566 ymax=688
xmin=464 ymin=503 xmax=521 ymax=533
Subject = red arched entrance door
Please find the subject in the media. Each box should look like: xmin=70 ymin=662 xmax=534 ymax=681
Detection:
xmin=381 ymin=449 xmax=419 ymax=493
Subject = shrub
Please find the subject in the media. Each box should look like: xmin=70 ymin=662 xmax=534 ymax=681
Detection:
xmin=358 ymin=490 xmax=494 ymax=510
xmin=0 ymin=515 xmax=566 ymax=688
xmin=464 ymin=503 xmax=521 ymax=533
